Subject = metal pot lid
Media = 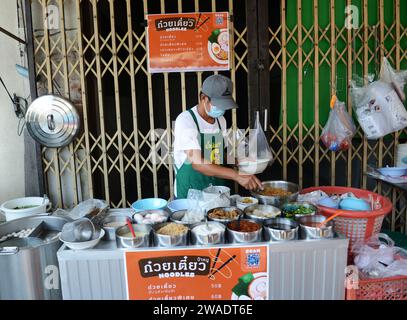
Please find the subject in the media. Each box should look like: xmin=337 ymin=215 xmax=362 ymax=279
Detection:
xmin=25 ymin=95 xmax=80 ymax=148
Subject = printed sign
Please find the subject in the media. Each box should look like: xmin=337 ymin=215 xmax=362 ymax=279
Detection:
xmin=125 ymin=245 xmax=269 ymax=300
xmin=146 ymin=12 xmax=230 ymax=73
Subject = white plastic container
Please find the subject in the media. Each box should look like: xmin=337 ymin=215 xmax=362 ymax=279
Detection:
xmin=0 ymin=197 xmax=51 ymax=221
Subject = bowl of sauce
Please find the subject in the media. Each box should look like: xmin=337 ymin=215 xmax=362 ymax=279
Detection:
xmin=263 ymin=218 xmax=299 ymax=241
xmin=226 ymin=220 xmax=262 ymax=244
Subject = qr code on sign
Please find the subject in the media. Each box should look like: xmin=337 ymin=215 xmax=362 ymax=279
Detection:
xmin=215 ymin=16 xmax=224 ymax=25
xmin=246 ymin=253 xmax=260 ymax=268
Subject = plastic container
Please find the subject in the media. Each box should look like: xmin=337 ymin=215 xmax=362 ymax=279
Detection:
xmin=377 ymin=167 xmax=407 ymax=177
xmin=346 ymin=275 xmax=407 ymax=300
xmin=131 ymin=198 xmax=167 ymax=213
xmin=302 ymin=187 xmax=393 ymax=247
xmin=167 ymin=199 xmax=190 ymax=213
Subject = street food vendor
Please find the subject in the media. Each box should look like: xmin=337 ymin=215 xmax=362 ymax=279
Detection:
xmin=173 ymin=75 xmax=263 ymax=199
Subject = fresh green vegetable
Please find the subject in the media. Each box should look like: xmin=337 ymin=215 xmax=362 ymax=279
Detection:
xmin=283 ymin=205 xmax=315 ymax=219
xmin=208 ymin=29 xmax=221 ymax=43
xmin=239 ymin=272 xmax=254 ymax=284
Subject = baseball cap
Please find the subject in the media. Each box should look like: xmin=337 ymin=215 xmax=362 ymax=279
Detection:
xmin=201 ymin=75 xmax=238 ymax=110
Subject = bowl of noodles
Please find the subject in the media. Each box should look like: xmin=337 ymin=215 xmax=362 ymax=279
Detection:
xmin=251 ymin=181 xmax=299 ymax=208
xmin=208 ymin=28 xmax=229 ymax=64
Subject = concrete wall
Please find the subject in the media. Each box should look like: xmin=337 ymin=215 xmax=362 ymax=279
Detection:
xmin=0 ymin=0 xmax=28 ymax=205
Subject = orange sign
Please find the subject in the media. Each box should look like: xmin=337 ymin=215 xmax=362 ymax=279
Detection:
xmin=125 ymin=245 xmax=269 ymax=300
xmin=146 ymin=12 xmax=230 ymax=73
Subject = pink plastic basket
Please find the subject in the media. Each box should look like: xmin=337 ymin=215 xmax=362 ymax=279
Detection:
xmin=301 ymin=186 xmax=393 ymax=247
xmin=346 ymin=276 xmax=407 ymax=300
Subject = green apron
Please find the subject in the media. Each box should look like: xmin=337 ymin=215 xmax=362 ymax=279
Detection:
xmin=175 ymin=109 xmax=228 ymax=199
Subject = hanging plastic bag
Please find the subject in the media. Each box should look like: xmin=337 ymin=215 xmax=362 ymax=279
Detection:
xmin=237 ymin=113 xmax=273 ymax=174
xmin=351 ymin=57 xmax=407 ymax=139
xmin=321 ymin=96 xmax=356 ymax=151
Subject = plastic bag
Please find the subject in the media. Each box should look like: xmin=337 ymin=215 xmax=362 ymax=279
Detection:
xmin=351 ymin=57 xmax=407 ymax=139
xmin=184 ymin=189 xmax=206 ymax=223
xmin=321 ymin=97 xmax=356 ymax=151
xmin=237 ymin=113 xmax=273 ymax=174
xmin=53 ymin=199 xmax=109 ymax=225
xmin=352 ymin=233 xmax=407 ymax=279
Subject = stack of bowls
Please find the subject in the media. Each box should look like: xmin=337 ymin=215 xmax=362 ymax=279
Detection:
xmin=167 ymin=199 xmax=190 ymax=213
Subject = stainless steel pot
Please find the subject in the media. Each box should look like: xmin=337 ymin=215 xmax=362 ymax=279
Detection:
xmin=116 ymin=224 xmax=151 ymax=248
xmin=152 ymin=222 xmax=189 ymax=247
xmin=251 ymin=181 xmax=299 ymax=208
xmin=297 ymin=215 xmax=334 ymax=240
xmin=207 ymin=207 xmax=243 ymax=225
xmin=101 ymin=214 xmax=129 ymax=241
xmin=263 ymin=218 xmax=299 ymax=241
xmin=244 ymin=204 xmax=281 ymax=224
xmin=0 ymin=215 xmax=69 ymax=300
xmin=226 ymin=219 xmax=262 ymax=244
xmin=190 ymin=222 xmax=226 ymax=245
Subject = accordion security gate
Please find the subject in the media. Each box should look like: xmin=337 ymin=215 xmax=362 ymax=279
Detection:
xmin=29 ymin=0 xmax=407 ymax=232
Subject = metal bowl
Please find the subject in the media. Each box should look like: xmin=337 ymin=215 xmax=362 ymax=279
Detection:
xmin=101 ymin=214 xmax=129 ymax=241
xmin=263 ymin=218 xmax=299 ymax=241
xmin=132 ymin=209 xmax=169 ymax=225
xmin=251 ymin=181 xmax=299 ymax=208
xmin=281 ymin=202 xmax=318 ymax=220
xmin=170 ymin=210 xmax=206 ymax=229
xmin=191 ymin=222 xmax=226 ymax=245
xmin=152 ymin=222 xmax=189 ymax=247
xmin=116 ymin=224 xmax=152 ymax=248
xmin=207 ymin=207 xmax=244 ymax=225
xmin=297 ymin=215 xmax=334 ymax=240
xmin=244 ymin=204 xmax=281 ymax=224
xmin=226 ymin=219 xmax=262 ymax=244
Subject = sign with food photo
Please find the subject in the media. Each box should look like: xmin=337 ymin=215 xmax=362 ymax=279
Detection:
xmin=125 ymin=245 xmax=268 ymax=300
xmin=146 ymin=12 xmax=230 ymax=73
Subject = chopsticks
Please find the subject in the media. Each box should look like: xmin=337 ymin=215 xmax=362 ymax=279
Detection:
xmin=210 ymin=248 xmax=221 ymax=272
xmin=208 ymin=254 xmax=237 ymax=278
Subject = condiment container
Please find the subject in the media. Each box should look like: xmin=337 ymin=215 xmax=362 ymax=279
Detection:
xmin=191 ymin=222 xmax=226 ymax=245
xmin=207 ymin=206 xmax=244 ymax=225
xmin=263 ymin=218 xmax=299 ymax=241
xmin=152 ymin=222 xmax=189 ymax=247
xmin=297 ymin=215 xmax=334 ymax=240
xmin=101 ymin=214 xmax=128 ymax=241
xmin=244 ymin=204 xmax=281 ymax=224
xmin=116 ymin=224 xmax=152 ymax=248
xmin=281 ymin=202 xmax=317 ymax=220
xmin=236 ymin=197 xmax=259 ymax=211
xmin=226 ymin=219 xmax=262 ymax=244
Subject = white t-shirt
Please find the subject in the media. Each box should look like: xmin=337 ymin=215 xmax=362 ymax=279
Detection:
xmin=173 ymin=106 xmax=227 ymax=196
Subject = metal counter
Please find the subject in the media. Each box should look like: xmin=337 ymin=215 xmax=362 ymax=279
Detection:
xmin=57 ymin=237 xmax=349 ymax=300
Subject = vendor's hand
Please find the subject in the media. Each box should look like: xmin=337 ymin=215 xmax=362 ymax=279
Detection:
xmin=235 ymin=174 xmax=263 ymax=191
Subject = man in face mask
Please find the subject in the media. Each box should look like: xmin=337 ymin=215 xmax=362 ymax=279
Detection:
xmin=173 ymin=74 xmax=263 ymax=199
